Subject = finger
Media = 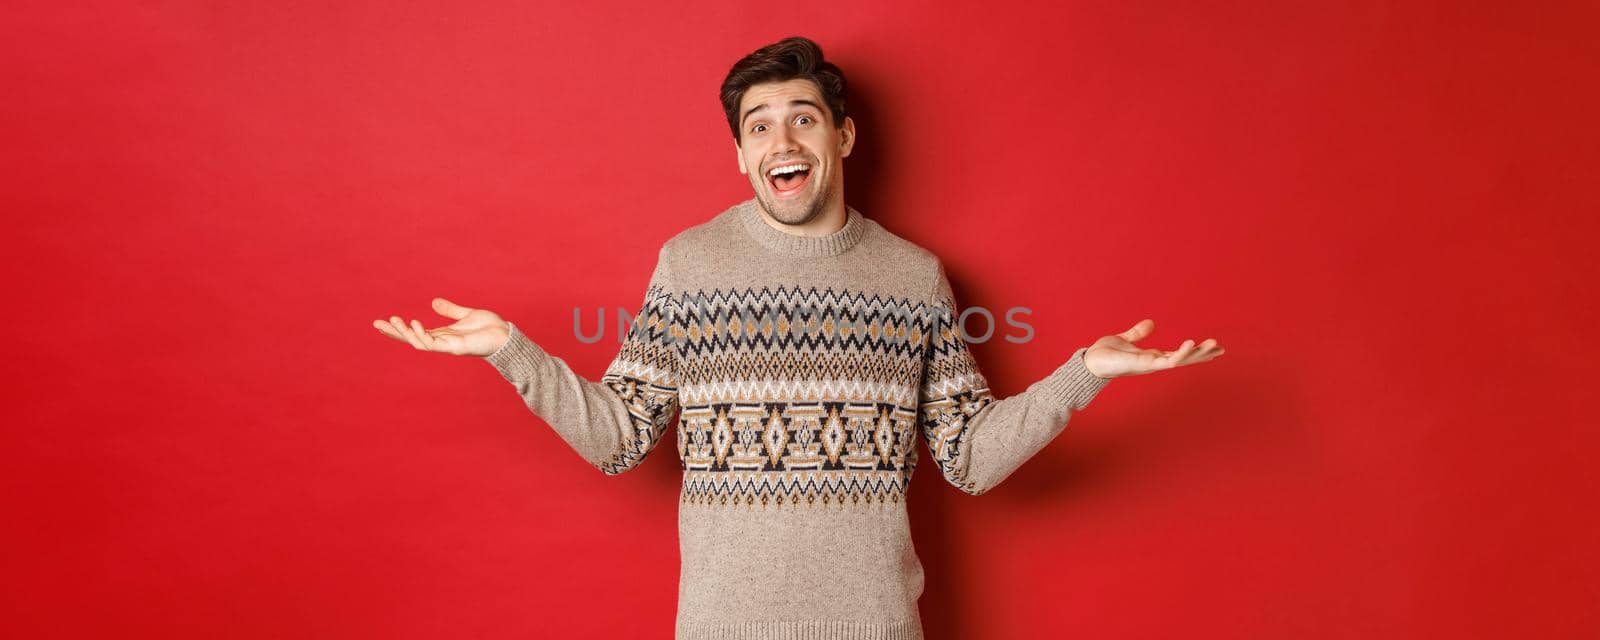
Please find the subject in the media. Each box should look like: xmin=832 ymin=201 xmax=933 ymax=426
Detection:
xmin=433 ymin=297 xmax=473 ymax=321
xmin=411 ymin=319 xmax=438 ymax=351
xmin=1182 ymin=339 xmax=1219 ymax=365
xmin=1165 ymin=339 xmax=1196 ymax=368
xmin=391 ymin=316 xmax=426 ymax=350
xmin=373 ymin=319 xmax=405 ymax=341
xmin=1117 ymin=318 xmax=1155 ymax=343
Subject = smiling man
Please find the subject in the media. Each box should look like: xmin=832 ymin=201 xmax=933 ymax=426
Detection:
xmin=375 ymin=36 xmax=1223 ymax=640
xmin=734 ymin=75 xmax=854 ymax=231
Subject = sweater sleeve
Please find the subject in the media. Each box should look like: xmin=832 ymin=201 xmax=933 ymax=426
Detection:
xmin=917 ymin=261 xmax=1111 ymax=495
xmin=482 ymin=247 xmax=682 ymax=476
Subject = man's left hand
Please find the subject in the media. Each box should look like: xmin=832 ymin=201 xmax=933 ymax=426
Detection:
xmin=1082 ymin=319 xmax=1223 ymax=379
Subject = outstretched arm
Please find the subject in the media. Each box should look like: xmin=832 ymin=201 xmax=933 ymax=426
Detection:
xmin=374 ymin=248 xmax=682 ymax=476
xmin=916 ymin=262 xmax=1110 ymax=495
xmin=485 ymin=251 xmax=681 ymax=475
xmin=915 ymin=263 xmax=1224 ymax=496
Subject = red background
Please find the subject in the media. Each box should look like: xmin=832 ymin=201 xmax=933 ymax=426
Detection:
xmin=5 ymin=1 xmax=1597 ymax=638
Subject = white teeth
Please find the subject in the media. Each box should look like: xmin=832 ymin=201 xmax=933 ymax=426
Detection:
xmin=767 ymin=164 xmax=810 ymax=177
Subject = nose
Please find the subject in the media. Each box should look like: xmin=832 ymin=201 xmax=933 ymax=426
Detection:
xmin=772 ymin=126 xmax=799 ymax=155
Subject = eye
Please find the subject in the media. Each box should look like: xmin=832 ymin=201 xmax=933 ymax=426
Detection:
xmin=795 ymin=115 xmax=814 ymax=125
xmin=750 ymin=123 xmax=768 ymax=134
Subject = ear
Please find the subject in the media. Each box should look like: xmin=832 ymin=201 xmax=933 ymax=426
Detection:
xmin=839 ymin=116 xmax=857 ymax=158
xmin=734 ymin=139 xmax=746 ymax=175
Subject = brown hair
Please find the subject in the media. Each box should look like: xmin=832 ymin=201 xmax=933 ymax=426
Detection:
xmin=720 ymin=36 xmax=849 ymax=143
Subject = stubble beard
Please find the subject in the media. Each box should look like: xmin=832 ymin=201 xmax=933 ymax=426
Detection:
xmin=757 ymin=173 xmax=836 ymax=228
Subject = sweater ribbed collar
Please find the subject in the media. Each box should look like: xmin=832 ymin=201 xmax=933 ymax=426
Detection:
xmin=736 ymin=198 xmax=868 ymax=258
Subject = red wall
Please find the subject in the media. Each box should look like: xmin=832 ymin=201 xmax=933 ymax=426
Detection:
xmin=5 ymin=1 xmax=1597 ymax=638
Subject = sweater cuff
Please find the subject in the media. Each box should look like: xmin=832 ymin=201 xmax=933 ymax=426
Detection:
xmin=1040 ymin=346 xmax=1112 ymax=411
xmin=483 ymin=322 xmax=551 ymax=383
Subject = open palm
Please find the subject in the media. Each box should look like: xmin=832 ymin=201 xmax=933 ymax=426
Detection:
xmin=372 ymin=297 xmax=510 ymax=357
xmin=1083 ymin=318 xmax=1224 ymax=379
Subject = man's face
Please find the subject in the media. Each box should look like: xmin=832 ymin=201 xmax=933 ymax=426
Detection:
xmin=734 ymin=78 xmax=856 ymax=226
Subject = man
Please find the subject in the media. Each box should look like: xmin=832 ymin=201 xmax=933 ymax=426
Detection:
xmin=374 ymin=36 xmax=1222 ymax=640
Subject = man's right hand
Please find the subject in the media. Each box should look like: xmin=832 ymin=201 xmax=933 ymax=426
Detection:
xmin=373 ymin=297 xmax=510 ymax=357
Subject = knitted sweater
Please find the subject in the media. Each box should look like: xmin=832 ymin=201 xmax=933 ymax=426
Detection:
xmin=483 ymin=198 xmax=1111 ymax=640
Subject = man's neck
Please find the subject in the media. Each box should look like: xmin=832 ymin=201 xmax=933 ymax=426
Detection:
xmin=755 ymin=199 xmax=847 ymax=237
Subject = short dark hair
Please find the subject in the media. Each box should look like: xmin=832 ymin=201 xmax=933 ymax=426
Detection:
xmin=720 ymin=36 xmax=848 ymax=143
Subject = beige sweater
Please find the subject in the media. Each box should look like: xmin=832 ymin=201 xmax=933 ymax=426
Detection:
xmin=484 ymin=198 xmax=1111 ymax=639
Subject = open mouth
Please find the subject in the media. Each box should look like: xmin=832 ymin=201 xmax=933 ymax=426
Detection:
xmin=766 ymin=163 xmax=812 ymax=197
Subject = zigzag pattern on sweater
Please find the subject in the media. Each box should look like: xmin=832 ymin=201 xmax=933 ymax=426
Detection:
xmin=589 ymin=283 xmax=682 ymax=476
xmin=667 ymin=286 xmax=939 ymax=359
xmin=602 ymin=284 xmax=991 ymax=501
xmin=680 ymin=468 xmax=914 ymax=507
xmin=679 ymin=377 xmax=915 ymax=406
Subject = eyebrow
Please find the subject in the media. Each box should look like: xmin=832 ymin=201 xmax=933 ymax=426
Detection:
xmin=741 ymin=99 xmax=825 ymax=128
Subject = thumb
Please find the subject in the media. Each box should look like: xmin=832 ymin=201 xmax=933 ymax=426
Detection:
xmin=1117 ymin=318 xmax=1154 ymax=343
xmin=432 ymin=297 xmax=473 ymax=320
